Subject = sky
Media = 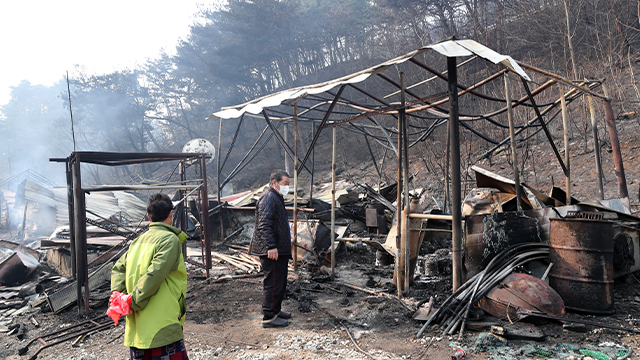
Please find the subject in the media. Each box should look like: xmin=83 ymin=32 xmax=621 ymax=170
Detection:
xmin=0 ymin=0 xmax=208 ymax=108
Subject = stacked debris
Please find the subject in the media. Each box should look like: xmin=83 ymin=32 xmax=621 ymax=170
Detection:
xmin=413 ymin=165 xmax=640 ymax=350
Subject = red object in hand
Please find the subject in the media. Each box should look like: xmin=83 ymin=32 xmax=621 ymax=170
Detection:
xmin=452 ymin=349 xmax=466 ymax=359
xmin=106 ymin=291 xmax=132 ymax=325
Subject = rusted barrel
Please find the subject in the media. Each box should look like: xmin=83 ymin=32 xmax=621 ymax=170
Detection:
xmin=548 ymin=218 xmax=614 ymax=314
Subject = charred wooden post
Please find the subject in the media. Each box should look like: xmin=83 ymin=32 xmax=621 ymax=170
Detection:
xmin=560 ymin=86 xmax=571 ymax=204
xmin=293 ymin=104 xmax=299 ymax=271
xmin=602 ymin=84 xmax=628 ymax=199
xmin=587 ymin=92 xmax=605 ymax=200
xmin=331 ymin=125 xmax=337 ymax=280
xmin=448 ymin=56 xmax=463 ymax=292
xmin=504 ymin=73 xmax=522 ymax=211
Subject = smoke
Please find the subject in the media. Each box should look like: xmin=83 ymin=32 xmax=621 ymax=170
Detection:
xmin=0 ymin=80 xmax=72 ymax=185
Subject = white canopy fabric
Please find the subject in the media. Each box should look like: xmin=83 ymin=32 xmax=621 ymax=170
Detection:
xmin=209 ymin=39 xmax=530 ymax=120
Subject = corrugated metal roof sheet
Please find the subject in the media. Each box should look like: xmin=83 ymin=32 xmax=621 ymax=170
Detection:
xmin=22 ymin=180 xmax=147 ymax=224
xmin=209 ymin=39 xmax=530 ymax=120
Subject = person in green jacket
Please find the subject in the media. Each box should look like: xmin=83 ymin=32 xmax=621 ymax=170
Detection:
xmin=111 ymin=193 xmax=189 ymax=360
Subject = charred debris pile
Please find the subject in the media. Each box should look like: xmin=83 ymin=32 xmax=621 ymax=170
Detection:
xmin=2 ymin=163 xmax=640 ymax=355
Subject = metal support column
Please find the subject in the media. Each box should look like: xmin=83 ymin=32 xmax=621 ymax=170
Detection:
xmin=401 ymin=73 xmax=411 ymax=294
xmin=587 ymin=93 xmax=605 ymax=200
xmin=504 ymin=74 xmax=522 ymax=210
xmin=560 ymin=86 xmax=571 ymax=204
xmin=602 ymin=85 xmax=628 ymax=198
xmin=284 ymin=124 xmax=291 ymax=175
xmin=217 ymin=119 xmax=224 ymax=243
xmin=180 ymin=161 xmax=188 ymax=262
xmin=330 ymin=125 xmax=337 ymax=280
xmin=396 ymin=89 xmax=403 ymax=297
xmin=65 ymin=160 xmax=76 ymax=279
xmin=201 ymin=155 xmax=211 ymax=277
xmin=72 ymin=153 xmax=89 ymax=316
xmin=448 ymin=57 xmax=463 ymax=292
xmin=293 ymin=104 xmax=299 ymax=271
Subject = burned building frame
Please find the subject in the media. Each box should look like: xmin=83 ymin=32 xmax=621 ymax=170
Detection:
xmin=50 ymin=152 xmax=212 ymax=316
xmin=207 ymin=38 xmax=628 ymax=298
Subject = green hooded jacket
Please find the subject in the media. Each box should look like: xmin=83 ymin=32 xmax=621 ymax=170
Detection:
xmin=111 ymin=222 xmax=188 ymax=349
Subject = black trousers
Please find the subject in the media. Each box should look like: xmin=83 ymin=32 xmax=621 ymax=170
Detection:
xmin=259 ymin=255 xmax=289 ymax=319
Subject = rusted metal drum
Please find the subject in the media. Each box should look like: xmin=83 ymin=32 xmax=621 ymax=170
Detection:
xmin=548 ymin=218 xmax=614 ymax=314
xmin=464 ymin=211 xmax=542 ymax=281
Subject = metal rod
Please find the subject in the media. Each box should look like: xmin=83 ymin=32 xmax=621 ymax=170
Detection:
xmin=521 ymin=79 xmax=568 ymax=176
xmin=516 ymin=61 xmax=607 ymax=100
xmin=82 ymin=185 xmax=201 ymax=192
xmin=201 ymin=155 xmax=211 ymax=275
xmin=396 ymin=84 xmax=403 ymax=297
xmin=587 ymin=92 xmax=605 ymax=200
xmin=560 ymin=86 xmax=571 ymax=204
xmin=180 ymin=161 xmax=188 ymax=263
xmin=363 ymin=134 xmax=382 ymax=179
xmin=293 ymin=103 xmax=299 ymax=272
xmin=602 ymin=84 xmax=628 ymax=198
xmin=66 ymin=71 xmax=77 ymax=151
xmin=262 ymin=112 xmax=311 ymax=174
xmin=284 ymin=124 xmax=291 ymax=175
xmin=65 ymin=160 xmax=76 ymax=280
xmin=408 ymin=213 xmax=455 ymax=220
xmin=298 ymin=85 xmax=346 ymax=176
xmin=72 ymin=153 xmax=89 ymax=316
xmin=310 ymin=123 xmax=315 ymax=203
xmin=448 ymin=56 xmax=463 ymax=292
xmin=331 ymin=125 xmax=337 ymax=280
xmin=220 ymin=114 xmax=245 ymax=171
xmin=217 ymin=118 xmax=224 ymax=247
xmin=444 ymin=119 xmax=450 ymax=214
xmin=401 ymin=72 xmax=411 ymax=295
xmin=20 ymin=200 xmax=28 ymax=240
xmin=504 ymin=74 xmax=522 ymax=211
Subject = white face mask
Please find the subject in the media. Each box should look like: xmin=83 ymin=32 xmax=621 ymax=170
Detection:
xmin=278 ymin=184 xmax=289 ymax=196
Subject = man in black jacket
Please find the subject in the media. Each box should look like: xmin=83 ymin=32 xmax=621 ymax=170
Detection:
xmin=250 ymin=169 xmax=292 ymax=328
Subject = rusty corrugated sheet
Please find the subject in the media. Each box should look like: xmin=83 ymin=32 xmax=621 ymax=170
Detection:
xmin=479 ymin=273 xmax=565 ymax=320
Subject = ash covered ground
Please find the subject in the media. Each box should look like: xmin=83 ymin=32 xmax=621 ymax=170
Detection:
xmin=3 ymin=239 xmax=640 ymax=360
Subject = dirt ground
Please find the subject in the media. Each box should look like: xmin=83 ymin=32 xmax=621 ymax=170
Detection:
xmin=3 ymin=243 xmax=640 ymax=360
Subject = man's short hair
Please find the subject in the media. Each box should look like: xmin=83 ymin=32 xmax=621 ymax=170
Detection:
xmin=270 ymin=169 xmax=290 ymax=184
xmin=147 ymin=193 xmax=174 ymax=222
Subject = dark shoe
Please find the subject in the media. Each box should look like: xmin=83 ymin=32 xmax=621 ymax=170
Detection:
xmin=262 ymin=316 xmax=289 ymax=328
xmin=277 ymin=311 xmax=292 ymax=319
